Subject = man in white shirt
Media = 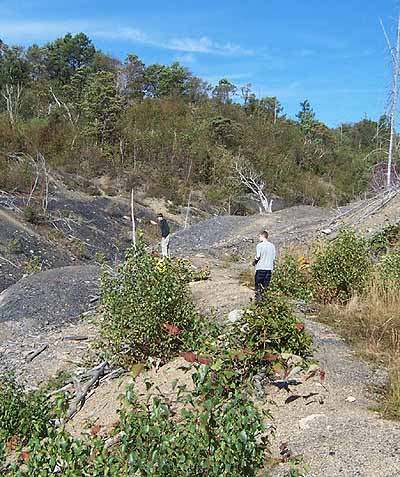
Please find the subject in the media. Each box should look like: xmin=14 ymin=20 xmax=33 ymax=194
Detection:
xmin=253 ymin=230 xmax=276 ymax=300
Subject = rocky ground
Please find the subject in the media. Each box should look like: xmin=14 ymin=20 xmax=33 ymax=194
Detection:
xmin=2 ymin=189 xmax=400 ymax=475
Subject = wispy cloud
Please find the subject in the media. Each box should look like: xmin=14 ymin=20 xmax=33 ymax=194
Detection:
xmin=0 ymin=19 xmax=252 ymax=57
xmin=166 ymin=36 xmax=253 ymax=56
xmin=174 ymin=53 xmax=196 ymax=65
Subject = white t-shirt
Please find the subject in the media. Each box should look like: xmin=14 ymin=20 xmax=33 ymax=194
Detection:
xmin=255 ymin=240 xmax=276 ymax=271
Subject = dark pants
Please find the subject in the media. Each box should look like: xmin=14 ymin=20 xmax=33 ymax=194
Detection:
xmin=255 ymin=270 xmax=272 ymax=300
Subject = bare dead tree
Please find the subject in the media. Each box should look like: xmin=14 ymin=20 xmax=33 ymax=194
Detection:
xmin=131 ymin=189 xmax=136 ymax=247
xmin=49 ymin=86 xmax=80 ymax=149
xmin=381 ymin=16 xmax=400 ymax=189
xmin=7 ymin=152 xmax=50 ymax=212
xmin=233 ymin=158 xmax=272 ymax=214
xmin=1 ymin=84 xmax=23 ymax=127
xmin=184 ymin=190 xmax=193 ymax=229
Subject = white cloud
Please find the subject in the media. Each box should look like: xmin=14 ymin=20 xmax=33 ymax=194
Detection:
xmin=166 ymin=36 xmax=253 ymax=56
xmin=174 ymin=53 xmax=196 ymax=64
xmin=0 ymin=19 xmax=251 ymax=57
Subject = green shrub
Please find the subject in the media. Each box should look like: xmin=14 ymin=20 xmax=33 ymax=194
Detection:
xmin=369 ymin=224 xmax=400 ymax=257
xmin=205 ymin=291 xmax=313 ymax=390
xmin=0 ymin=375 xmax=51 ymax=464
xmin=378 ymin=248 xmax=400 ymax=289
xmin=240 ymin=292 xmax=312 ymax=359
xmin=23 ymin=205 xmax=41 ymax=224
xmin=118 ymin=372 xmax=268 ymax=477
xmin=2 ymin=370 xmax=268 ymax=477
xmin=311 ymin=229 xmax=372 ymax=303
xmin=270 ymin=253 xmax=311 ymax=300
xmin=100 ymin=241 xmax=201 ymax=365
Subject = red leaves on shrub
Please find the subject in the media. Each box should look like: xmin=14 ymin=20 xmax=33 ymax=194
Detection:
xmin=180 ymin=351 xmax=212 ymax=365
xmin=295 ymin=323 xmax=305 ymax=331
xmin=90 ymin=424 xmax=102 ymax=436
xmin=20 ymin=451 xmax=29 ymax=461
xmin=262 ymin=353 xmax=280 ymax=362
xmin=163 ymin=323 xmax=182 ymax=335
xmin=6 ymin=435 xmax=18 ymax=451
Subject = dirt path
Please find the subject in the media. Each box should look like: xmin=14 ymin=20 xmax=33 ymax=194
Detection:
xmin=190 ymin=255 xmax=400 ymax=477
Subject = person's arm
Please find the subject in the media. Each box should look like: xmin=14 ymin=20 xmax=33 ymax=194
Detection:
xmin=252 ymin=244 xmax=261 ymax=267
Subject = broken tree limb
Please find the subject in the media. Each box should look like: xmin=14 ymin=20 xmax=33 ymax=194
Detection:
xmin=63 ymin=361 xmax=107 ymax=422
xmin=63 ymin=335 xmax=90 ymax=341
xmin=105 ymin=431 xmax=126 ymax=450
xmin=25 ymin=344 xmax=48 ymax=363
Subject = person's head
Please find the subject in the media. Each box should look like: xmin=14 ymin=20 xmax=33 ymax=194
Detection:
xmin=157 ymin=213 xmax=164 ymax=222
xmin=259 ymin=230 xmax=269 ymax=241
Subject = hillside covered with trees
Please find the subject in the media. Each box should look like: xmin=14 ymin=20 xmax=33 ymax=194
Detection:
xmin=0 ymin=32 xmax=392 ymax=211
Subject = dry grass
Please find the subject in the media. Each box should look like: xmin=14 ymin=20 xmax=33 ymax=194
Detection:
xmin=239 ymin=268 xmax=253 ymax=288
xmin=320 ymin=283 xmax=400 ymax=419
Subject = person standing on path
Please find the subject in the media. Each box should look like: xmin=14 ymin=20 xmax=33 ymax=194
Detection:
xmin=253 ymin=230 xmax=276 ymax=300
xmin=157 ymin=213 xmax=171 ymax=258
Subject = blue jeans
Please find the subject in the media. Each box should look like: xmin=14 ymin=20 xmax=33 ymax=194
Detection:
xmin=255 ymin=270 xmax=272 ymax=300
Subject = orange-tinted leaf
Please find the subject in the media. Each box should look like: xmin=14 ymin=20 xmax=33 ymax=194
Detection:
xmin=20 ymin=451 xmax=29 ymax=461
xmin=6 ymin=435 xmax=18 ymax=451
xmin=198 ymin=356 xmax=212 ymax=365
xmin=163 ymin=323 xmax=182 ymax=335
xmin=180 ymin=351 xmax=211 ymax=365
xmin=262 ymin=353 xmax=280 ymax=362
xmin=91 ymin=424 xmax=101 ymax=436
xmin=180 ymin=351 xmax=197 ymax=363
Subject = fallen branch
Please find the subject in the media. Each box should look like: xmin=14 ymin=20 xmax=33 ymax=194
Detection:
xmin=0 ymin=255 xmax=19 ymax=268
xmin=105 ymin=431 xmax=126 ymax=449
xmin=25 ymin=344 xmax=48 ymax=363
xmin=63 ymin=361 xmax=107 ymax=422
xmin=63 ymin=336 xmax=90 ymax=342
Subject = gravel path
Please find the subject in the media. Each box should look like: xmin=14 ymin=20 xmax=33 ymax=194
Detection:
xmin=267 ymin=319 xmax=400 ymax=477
xmin=187 ymin=247 xmax=400 ymax=476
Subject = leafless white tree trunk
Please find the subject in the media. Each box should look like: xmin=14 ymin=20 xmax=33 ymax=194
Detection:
xmin=1 ymin=84 xmax=23 ymax=127
xmin=131 ymin=189 xmax=136 ymax=247
xmin=233 ymin=159 xmax=272 ymax=214
xmin=184 ymin=190 xmax=192 ymax=229
xmin=381 ymin=16 xmax=400 ymax=189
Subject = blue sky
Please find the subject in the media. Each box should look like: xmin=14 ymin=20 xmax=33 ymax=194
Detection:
xmin=1 ymin=0 xmax=400 ymax=126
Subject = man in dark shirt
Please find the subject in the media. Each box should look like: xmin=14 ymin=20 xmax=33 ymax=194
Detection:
xmin=157 ymin=213 xmax=170 ymax=257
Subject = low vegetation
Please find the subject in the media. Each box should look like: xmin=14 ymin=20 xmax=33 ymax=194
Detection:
xmin=240 ymin=225 xmax=400 ymax=419
xmin=100 ymin=241 xmax=202 ymax=365
xmin=1 ymin=240 xmax=312 ymax=476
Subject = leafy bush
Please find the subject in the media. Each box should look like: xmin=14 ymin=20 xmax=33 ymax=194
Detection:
xmin=118 ymin=371 xmax=268 ymax=477
xmin=270 ymin=253 xmax=311 ymax=300
xmin=369 ymin=224 xmax=400 ymax=257
xmin=204 ymin=291 xmax=313 ymax=391
xmin=23 ymin=205 xmax=41 ymax=224
xmin=377 ymin=248 xmax=400 ymax=289
xmin=2 ymin=369 xmax=268 ymax=477
xmin=100 ymin=241 xmax=201 ymax=365
xmin=0 ymin=375 xmax=51 ymax=464
xmin=239 ymin=292 xmax=312 ymax=360
xmin=311 ymin=229 xmax=372 ymax=303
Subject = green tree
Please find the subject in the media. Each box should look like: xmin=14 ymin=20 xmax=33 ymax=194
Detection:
xmin=44 ymin=33 xmax=96 ymax=84
xmin=212 ymin=78 xmax=237 ymax=104
xmin=82 ymin=70 xmax=122 ymax=144
xmin=0 ymin=40 xmax=31 ymax=86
